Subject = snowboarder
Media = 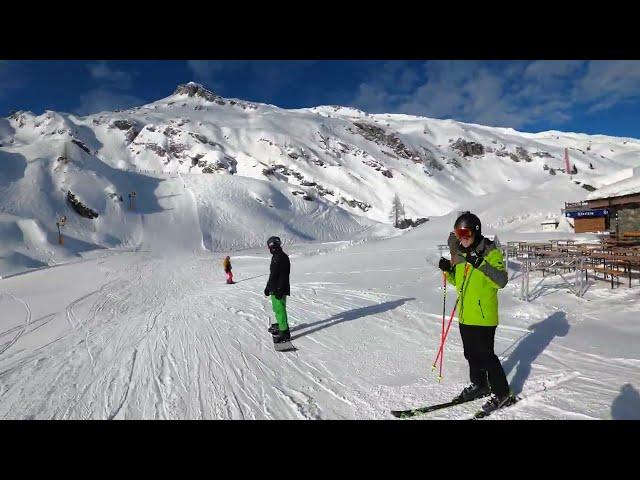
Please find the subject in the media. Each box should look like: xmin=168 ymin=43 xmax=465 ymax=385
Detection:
xmin=438 ymin=212 xmax=515 ymax=415
xmin=264 ymin=236 xmax=291 ymax=343
xmin=223 ymin=256 xmax=234 ymax=284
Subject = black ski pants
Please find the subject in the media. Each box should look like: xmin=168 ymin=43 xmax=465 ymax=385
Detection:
xmin=459 ymin=323 xmax=510 ymax=397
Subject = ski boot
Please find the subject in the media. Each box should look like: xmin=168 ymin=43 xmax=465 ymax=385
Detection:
xmin=453 ymin=383 xmax=491 ymax=403
xmin=268 ymin=323 xmax=280 ymax=335
xmin=273 ymin=329 xmax=291 ymax=344
xmin=479 ymin=393 xmax=516 ymax=415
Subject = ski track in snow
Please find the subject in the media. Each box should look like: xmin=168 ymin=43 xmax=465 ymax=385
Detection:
xmin=0 ymin=248 xmax=637 ymax=420
xmin=0 ymin=292 xmax=32 ymax=355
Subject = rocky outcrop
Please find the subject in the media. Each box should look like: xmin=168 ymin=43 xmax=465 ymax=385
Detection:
xmin=515 ymin=146 xmax=532 ymax=162
xmin=352 ymin=122 xmax=421 ymax=162
xmin=173 ymin=82 xmax=218 ymax=103
xmin=340 ymin=197 xmax=372 ymax=212
xmin=113 ymin=120 xmax=134 ymax=130
xmin=71 ymin=139 xmax=91 ymax=154
xmin=67 ymin=191 xmax=99 ymax=219
xmin=396 ymin=217 xmax=429 ymax=229
xmin=291 ymin=190 xmax=314 ymax=201
xmin=451 ymin=138 xmax=484 ymax=156
xmin=172 ymin=82 xmax=258 ymax=110
xmin=199 ymin=154 xmax=237 ymax=174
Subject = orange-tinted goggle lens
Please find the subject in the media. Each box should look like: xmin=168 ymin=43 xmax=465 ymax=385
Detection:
xmin=454 ymin=228 xmax=473 ymax=240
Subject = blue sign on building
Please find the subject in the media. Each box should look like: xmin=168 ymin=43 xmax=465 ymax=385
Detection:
xmin=565 ymin=209 xmax=609 ymax=218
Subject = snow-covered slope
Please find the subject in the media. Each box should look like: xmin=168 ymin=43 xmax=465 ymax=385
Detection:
xmin=0 ymin=196 xmax=637 ymax=419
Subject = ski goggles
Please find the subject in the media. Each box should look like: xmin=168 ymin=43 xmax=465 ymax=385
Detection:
xmin=454 ymin=228 xmax=473 ymax=240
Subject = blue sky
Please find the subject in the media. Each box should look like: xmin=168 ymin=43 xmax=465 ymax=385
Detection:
xmin=2 ymin=60 xmax=640 ymax=138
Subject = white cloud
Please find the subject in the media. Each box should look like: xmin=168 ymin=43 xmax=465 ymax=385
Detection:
xmin=373 ymin=61 xmax=421 ymax=93
xmin=524 ymin=60 xmax=584 ymax=81
xmin=87 ymin=62 xmax=134 ymax=89
xmin=77 ymin=62 xmax=141 ymax=115
xmin=573 ymin=60 xmax=640 ymax=111
xmin=186 ymin=60 xmax=249 ymax=91
xmin=352 ymin=61 xmax=537 ymax=128
xmin=351 ymin=83 xmax=395 ymax=113
xmin=348 ymin=60 xmax=628 ymax=129
xmin=76 ymin=89 xmax=145 ymax=116
xmin=186 ymin=60 xmax=219 ymax=82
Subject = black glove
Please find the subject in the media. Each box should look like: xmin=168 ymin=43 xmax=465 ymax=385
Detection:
xmin=447 ymin=231 xmax=459 ymax=252
xmin=466 ymin=251 xmax=484 ymax=269
xmin=438 ymin=257 xmax=452 ymax=272
xmin=447 ymin=232 xmax=462 ymax=264
xmin=264 ymin=287 xmax=270 ymax=297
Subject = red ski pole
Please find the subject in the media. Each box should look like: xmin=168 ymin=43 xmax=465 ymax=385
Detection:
xmin=432 ymin=263 xmax=470 ymax=381
xmin=432 ymin=300 xmax=458 ymax=377
xmin=432 ymin=272 xmax=447 ymax=372
xmin=437 ymin=272 xmax=446 ymax=368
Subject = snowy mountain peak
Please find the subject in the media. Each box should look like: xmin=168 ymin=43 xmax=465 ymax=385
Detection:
xmin=172 ymin=82 xmax=219 ymax=102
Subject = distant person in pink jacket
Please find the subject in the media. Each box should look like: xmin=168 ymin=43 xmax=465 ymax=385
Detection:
xmin=223 ymin=256 xmax=234 ymax=284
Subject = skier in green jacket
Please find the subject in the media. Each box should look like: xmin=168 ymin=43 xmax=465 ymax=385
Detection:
xmin=438 ymin=212 xmax=515 ymax=415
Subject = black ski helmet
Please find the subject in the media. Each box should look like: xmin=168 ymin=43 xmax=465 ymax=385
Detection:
xmin=267 ymin=236 xmax=282 ymax=248
xmin=454 ymin=212 xmax=481 ymax=236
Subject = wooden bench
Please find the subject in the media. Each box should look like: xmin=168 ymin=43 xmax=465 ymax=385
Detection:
xmin=587 ymin=266 xmax=628 ymax=288
xmin=539 ymin=263 xmax=578 ymax=277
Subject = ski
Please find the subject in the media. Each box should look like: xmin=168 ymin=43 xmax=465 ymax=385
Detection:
xmin=394 ymin=371 xmax=581 ymax=420
xmin=391 ymin=395 xmax=487 ymax=419
xmin=466 ymin=371 xmax=581 ymax=419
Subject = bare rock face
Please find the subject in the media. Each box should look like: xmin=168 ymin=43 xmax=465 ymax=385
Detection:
xmin=451 ymin=138 xmax=485 ymax=157
xmin=113 ymin=119 xmax=134 ymax=130
xmin=145 ymin=143 xmax=167 ymax=157
xmin=110 ymin=119 xmax=141 ymax=143
xmin=67 ymin=191 xmax=99 ymax=219
xmin=352 ymin=122 xmax=421 ymax=162
xmin=421 ymin=148 xmax=443 ymax=173
xmin=396 ymin=217 xmax=429 ymax=229
xmin=340 ymin=197 xmax=372 ymax=212
xmin=173 ymin=82 xmax=219 ymax=103
xmin=167 ymin=141 xmax=189 ymax=157
xmin=197 ymin=153 xmax=237 ymax=174
xmin=446 ymin=157 xmax=462 ymax=168
xmin=125 ymin=128 xmax=140 ymax=143
xmin=71 ymin=139 xmax=91 ymax=154
xmin=163 ymin=126 xmax=180 ymax=137
xmin=190 ymin=132 xmax=209 ymax=144
xmin=515 ymin=146 xmax=532 ymax=162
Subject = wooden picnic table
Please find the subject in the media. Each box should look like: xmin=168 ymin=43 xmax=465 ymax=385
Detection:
xmin=588 ymin=253 xmax=640 ymax=264
xmin=584 ymin=252 xmax=640 ymax=288
xmin=550 ymin=239 xmax=576 ymax=246
xmin=602 ymin=239 xmax=640 ymax=247
xmin=533 ymin=250 xmax=572 ymax=258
